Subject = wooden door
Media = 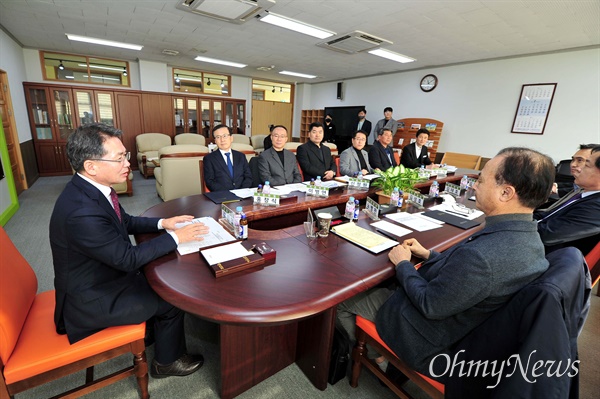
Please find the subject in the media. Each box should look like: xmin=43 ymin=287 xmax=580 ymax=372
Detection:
xmin=115 ymin=92 xmax=143 ymax=170
xmin=252 ymin=100 xmax=293 ymax=136
xmin=0 ymin=72 xmax=26 ymax=193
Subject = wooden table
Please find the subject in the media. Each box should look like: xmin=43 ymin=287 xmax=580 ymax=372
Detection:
xmin=137 ymin=170 xmax=482 ymax=399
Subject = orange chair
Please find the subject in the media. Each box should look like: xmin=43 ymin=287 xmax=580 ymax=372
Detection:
xmin=334 ymin=156 xmax=341 ymax=176
xmin=585 ymin=240 xmax=600 ymax=292
xmin=0 ymin=227 xmax=149 ymax=399
xmin=393 ymin=151 xmax=401 ymax=166
xmin=350 ymin=316 xmax=444 ymax=399
xmin=297 ymin=161 xmax=305 ymax=182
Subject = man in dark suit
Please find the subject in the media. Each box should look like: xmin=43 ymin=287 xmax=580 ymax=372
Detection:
xmin=203 ymin=124 xmax=252 ymax=191
xmin=400 ymin=128 xmax=433 ymax=169
xmin=50 ymin=123 xmax=208 ymax=378
xmin=297 ymin=122 xmax=337 ymax=181
xmin=535 ymin=145 xmax=600 ymax=255
xmin=356 ymin=108 xmax=372 ymax=139
xmin=338 ymin=147 xmax=555 ymax=375
xmin=257 ymin=125 xmax=302 ymax=186
xmin=368 ymin=128 xmax=397 ymax=171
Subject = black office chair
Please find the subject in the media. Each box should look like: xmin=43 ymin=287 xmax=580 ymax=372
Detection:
xmin=555 ymin=159 xmax=575 ymax=197
xmin=248 ymin=157 xmax=262 ymax=187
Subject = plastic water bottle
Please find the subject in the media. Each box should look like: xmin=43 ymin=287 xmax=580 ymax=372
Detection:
xmin=239 ymin=214 xmax=248 ymax=240
xmin=263 ymin=181 xmax=271 ymax=194
xmin=390 ymin=187 xmax=400 ymax=206
xmin=353 ymin=199 xmax=360 ymax=222
xmin=310 ymin=178 xmax=315 ymax=186
xmin=315 ymin=176 xmax=322 ymax=186
xmin=460 ymin=175 xmax=469 ymax=190
xmin=344 ymin=196 xmax=356 ymax=219
xmin=429 ymin=181 xmax=439 ymax=197
xmin=419 ymin=164 xmax=426 ymax=178
xmin=256 ymin=184 xmax=263 ymax=193
xmin=357 ymin=172 xmax=363 ymax=180
xmin=397 ymin=189 xmax=404 ymax=208
xmin=234 ymin=206 xmax=243 ymax=237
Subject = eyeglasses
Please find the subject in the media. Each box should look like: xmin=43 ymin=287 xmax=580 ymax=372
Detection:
xmin=271 ymin=134 xmax=287 ymax=139
xmin=89 ymin=152 xmax=130 ymax=164
xmin=353 ymin=138 xmax=366 ymax=142
xmin=214 ymin=134 xmax=231 ymax=140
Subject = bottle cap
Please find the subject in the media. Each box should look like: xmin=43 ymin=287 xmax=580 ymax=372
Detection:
xmin=236 ymin=206 xmax=243 ymax=212
xmin=265 ymin=181 xmax=269 ymax=185
xmin=393 ymin=187 xmax=399 ymax=191
xmin=317 ymin=176 xmax=321 ymax=179
xmin=349 ymin=196 xmax=355 ymax=201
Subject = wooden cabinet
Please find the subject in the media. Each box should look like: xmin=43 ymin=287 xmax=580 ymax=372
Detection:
xmin=224 ymin=100 xmax=245 ymax=135
xmin=394 ymin=118 xmax=444 ymax=162
xmin=25 ymin=85 xmax=75 ymax=175
xmin=115 ymin=92 xmax=143 ymax=170
xmin=300 ymin=109 xmax=324 ymax=143
xmin=73 ymin=89 xmax=116 ymax=126
xmin=173 ymin=97 xmax=199 ymax=135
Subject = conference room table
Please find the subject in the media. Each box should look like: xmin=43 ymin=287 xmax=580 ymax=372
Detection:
xmin=136 ymin=169 xmax=481 ymax=399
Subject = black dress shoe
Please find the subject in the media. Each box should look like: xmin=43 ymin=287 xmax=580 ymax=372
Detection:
xmin=150 ymin=353 xmax=204 ymax=378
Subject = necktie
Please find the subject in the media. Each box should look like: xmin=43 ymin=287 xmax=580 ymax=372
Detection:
xmin=225 ymin=152 xmax=234 ymax=178
xmin=110 ymin=188 xmax=122 ymax=222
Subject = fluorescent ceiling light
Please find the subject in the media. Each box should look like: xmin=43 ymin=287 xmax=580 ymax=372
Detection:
xmin=260 ymin=12 xmax=334 ymax=40
xmin=194 ymin=56 xmax=247 ymax=68
xmin=78 ymin=63 xmax=125 ymax=72
xmin=279 ymin=70 xmax=317 ymax=79
xmin=368 ymin=48 xmax=415 ymax=63
xmin=66 ymin=34 xmax=143 ymax=50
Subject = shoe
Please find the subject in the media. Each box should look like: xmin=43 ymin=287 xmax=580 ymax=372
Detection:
xmin=150 ymin=353 xmax=204 ymax=378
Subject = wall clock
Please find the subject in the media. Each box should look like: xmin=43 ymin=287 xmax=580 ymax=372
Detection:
xmin=420 ymin=74 xmax=438 ymax=92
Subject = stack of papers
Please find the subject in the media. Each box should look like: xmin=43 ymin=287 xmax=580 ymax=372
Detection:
xmin=385 ymin=212 xmax=444 ymax=232
xmin=201 ymin=242 xmax=253 ymax=265
xmin=331 ymin=222 xmax=397 ymax=254
xmin=172 ymin=217 xmax=237 ymax=255
xmin=428 ymin=204 xmax=484 ymax=220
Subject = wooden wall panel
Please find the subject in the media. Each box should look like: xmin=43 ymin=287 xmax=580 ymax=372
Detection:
xmin=115 ymin=93 xmax=143 ymax=170
xmin=251 ymin=100 xmax=293 ymax=137
xmin=141 ymin=93 xmax=174 ymax=137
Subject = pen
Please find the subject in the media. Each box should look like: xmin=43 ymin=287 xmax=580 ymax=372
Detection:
xmin=445 ymin=210 xmax=468 ymax=217
xmin=222 ymin=199 xmax=240 ymax=204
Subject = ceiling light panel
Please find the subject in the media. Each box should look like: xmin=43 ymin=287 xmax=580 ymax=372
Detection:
xmin=194 ymin=56 xmax=247 ymax=68
xmin=66 ymin=34 xmax=143 ymax=50
xmin=260 ymin=12 xmax=334 ymax=39
xmin=368 ymin=49 xmax=415 ymax=63
xmin=279 ymin=70 xmax=317 ymax=79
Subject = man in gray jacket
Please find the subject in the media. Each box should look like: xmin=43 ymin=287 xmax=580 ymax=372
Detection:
xmin=337 ymin=147 xmax=555 ymax=375
xmin=339 ymin=130 xmax=372 ymax=176
xmin=257 ymin=125 xmax=302 ymax=186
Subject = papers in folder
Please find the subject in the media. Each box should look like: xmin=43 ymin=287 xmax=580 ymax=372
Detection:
xmin=172 ymin=217 xmax=237 ymax=255
xmin=331 ymin=223 xmax=397 ymax=254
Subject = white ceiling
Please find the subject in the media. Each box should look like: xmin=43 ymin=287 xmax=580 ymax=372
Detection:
xmin=1 ymin=0 xmax=598 ymax=84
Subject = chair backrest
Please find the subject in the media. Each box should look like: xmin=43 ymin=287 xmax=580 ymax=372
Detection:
xmin=135 ymin=133 xmax=171 ymax=153
xmin=159 ymin=144 xmax=208 ymax=157
xmin=440 ymin=152 xmax=481 ymax=169
xmin=284 ymin=142 xmax=302 ymax=153
xmin=174 ymin=133 xmax=206 ymax=146
xmin=323 ymin=142 xmax=338 ymax=156
xmin=334 ymin=156 xmax=341 ymax=176
xmin=251 ymin=134 xmax=268 ymax=152
xmin=230 ymin=143 xmax=255 ymax=152
xmin=156 ymin=145 xmax=209 ymax=201
xmin=0 ymin=227 xmax=38 ymax=365
xmin=585 ymin=240 xmax=600 ymax=287
xmin=232 ymin=134 xmax=251 ymax=145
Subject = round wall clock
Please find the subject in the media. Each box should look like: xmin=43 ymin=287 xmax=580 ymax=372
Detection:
xmin=420 ymin=74 xmax=438 ymax=92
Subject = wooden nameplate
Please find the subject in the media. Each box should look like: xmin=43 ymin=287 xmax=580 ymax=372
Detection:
xmin=201 ymin=242 xmax=276 ymax=278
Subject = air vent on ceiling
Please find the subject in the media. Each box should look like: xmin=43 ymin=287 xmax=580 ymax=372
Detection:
xmin=162 ymin=49 xmax=180 ymax=56
xmin=176 ymin=0 xmax=275 ymax=24
xmin=316 ymin=31 xmax=392 ymax=54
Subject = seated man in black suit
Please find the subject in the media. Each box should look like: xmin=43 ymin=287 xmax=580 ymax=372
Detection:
xmin=203 ymin=125 xmax=253 ymax=191
xmin=297 ymin=122 xmax=337 ymax=181
xmin=368 ymin=128 xmax=397 ymax=171
xmin=550 ymin=143 xmax=597 ymax=197
xmin=257 ymin=125 xmax=302 ymax=185
xmin=51 ymin=123 xmax=208 ymax=378
xmin=535 ymin=145 xmax=600 ymax=255
xmin=400 ymin=128 xmax=433 ymax=169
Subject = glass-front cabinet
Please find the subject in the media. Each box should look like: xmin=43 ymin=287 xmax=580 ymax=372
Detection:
xmin=173 ymin=97 xmax=198 ymax=135
xmin=225 ymin=100 xmax=246 ymax=134
xmin=172 ymin=96 xmax=244 ymax=142
xmin=25 ymin=86 xmax=75 ymax=175
xmin=73 ymin=89 xmax=116 ymax=126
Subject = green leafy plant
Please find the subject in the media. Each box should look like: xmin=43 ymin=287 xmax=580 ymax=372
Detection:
xmin=371 ymin=165 xmax=423 ymax=195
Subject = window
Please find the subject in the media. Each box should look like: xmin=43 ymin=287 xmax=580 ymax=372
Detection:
xmin=252 ymin=79 xmax=292 ymax=103
xmin=42 ymin=52 xmax=130 ymax=87
xmin=173 ymin=68 xmax=231 ymax=96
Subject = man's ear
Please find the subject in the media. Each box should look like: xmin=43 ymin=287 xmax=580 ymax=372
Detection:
xmin=83 ymin=160 xmax=97 ymax=176
xmin=499 ymin=184 xmax=516 ymax=202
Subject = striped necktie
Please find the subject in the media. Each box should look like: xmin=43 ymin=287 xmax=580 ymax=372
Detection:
xmin=110 ymin=188 xmax=122 ymax=222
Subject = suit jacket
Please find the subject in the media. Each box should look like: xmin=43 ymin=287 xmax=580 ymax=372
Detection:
xmin=257 ymin=147 xmax=302 ymax=186
xmin=373 ymin=118 xmax=399 ymax=136
xmin=400 ymin=142 xmax=432 ymax=168
xmin=50 ymin=174 xmax=177 ymax=343
xmin=203 ymin=149 xmax=253 ymax=192
xmin=443 ymin=247 xmax=590 ymax=399
xmin=357 ymin=119 xmax=372 ymax=137
xmin=368 ymin=140 xmax=397 ymax=171
xmin=534 ymin=190 xmax=600 ymax=255
xmin=339 ymin=146 xmax=372 ymax=176
xmin=296 ymin=141 xmax=336 ymax=181
xmin=376 ymin=214 xmax=548 ymax=374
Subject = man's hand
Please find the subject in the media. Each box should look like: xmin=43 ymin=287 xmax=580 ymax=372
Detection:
xmin=389 ymin=244 xmax=412 ymax=265
xmin=161 ymin=215 xmax=194 ymax=231
xmin=174 ymin=222 xmax=210 ymax=244
xmin=361 ymin=169 xmax=369 ymax=175
xmin=402 ymin=238 xmax=430 ymax=260
xmin=323 ymin=170 xmax=335 ymax=180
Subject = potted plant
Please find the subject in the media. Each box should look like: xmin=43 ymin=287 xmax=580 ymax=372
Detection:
xmin=371 ymin=165 xmax=423 ymax=204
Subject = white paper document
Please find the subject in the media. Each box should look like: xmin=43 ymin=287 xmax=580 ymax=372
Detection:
xmin=270 ymin=183 xmax=307 ymax=195
xmin=201 ymin=242 xmax=253 ymax=265
xmin=229 ymin=188 xmax=255 ymax=198
xmin=331 ymin=222 xmax=397 ymax=254
xmin=336 ymin=174 xmax=380 ymax=181
xmin=371 ymin=220 xmax=413 ymax=239
xmin=429 ymin=204 xmax=484 ymax=220
xmin=172 ymin=217 xmax=237 ymax=255
xmin=302 ymin=180 xmax=346 ymax=188
xmin=385 ymin=212 xmax=444 ymax=232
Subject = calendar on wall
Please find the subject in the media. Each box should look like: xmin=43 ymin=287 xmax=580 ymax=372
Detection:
xmin=511 ymin=83 xmax=557 ymax=135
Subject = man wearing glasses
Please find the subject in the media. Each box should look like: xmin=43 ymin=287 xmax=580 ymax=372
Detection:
xmin=339 ymin=130 xmax=372 ymax=176
xmin=50 ymin=124 xmax=208 ymax=378
xmin=257 ymin=125 xmax=302 ymax=186
xmin=203 ymin=124 xmax=252 ymax=192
